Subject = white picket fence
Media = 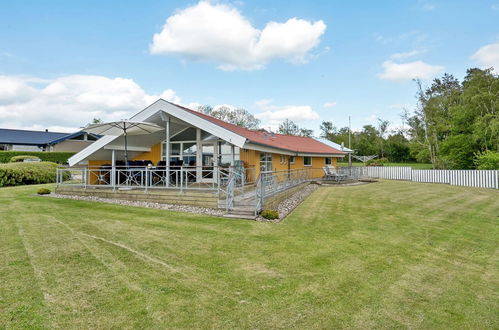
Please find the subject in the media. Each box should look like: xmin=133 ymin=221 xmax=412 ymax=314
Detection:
xmin=365 ymin=166 xmax=499 ymax=189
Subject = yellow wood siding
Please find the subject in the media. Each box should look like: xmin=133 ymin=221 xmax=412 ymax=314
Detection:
xmin=240 ymin=149 xmax=259 ymax=182
xmin=133 ymin=143 xmax=162 ymax=164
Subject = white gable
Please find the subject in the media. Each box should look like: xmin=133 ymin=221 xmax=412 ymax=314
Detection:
xmin=68 ymin=99 xmax=247 ymax=166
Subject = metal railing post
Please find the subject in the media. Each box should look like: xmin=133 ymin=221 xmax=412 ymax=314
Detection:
xmin=180 ymin=167 xmax=183 ymax=193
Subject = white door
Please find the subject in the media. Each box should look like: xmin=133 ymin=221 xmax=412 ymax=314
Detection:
xmin=199 ymin=142 xmax=217 ymax=183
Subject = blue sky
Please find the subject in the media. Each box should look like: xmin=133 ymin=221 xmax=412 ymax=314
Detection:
xmin=0 ymin=0 xmax=498 ymax=133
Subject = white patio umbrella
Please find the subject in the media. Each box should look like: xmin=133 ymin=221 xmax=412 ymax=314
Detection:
xmin=83 ymin=120 xmax=163 ymax=165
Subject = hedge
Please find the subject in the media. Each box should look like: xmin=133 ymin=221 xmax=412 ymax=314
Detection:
xmin=0 ymin=162 xmax=61 ymax=187
xmin=0 ymin=151 xmax=75 ymax=164
xmin=10 ymin=155 xmax=41 ymax=162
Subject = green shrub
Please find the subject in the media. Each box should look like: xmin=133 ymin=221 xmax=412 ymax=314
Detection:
xmin=10 ymin=155 xmax=41 ymax=162
xmin=366 ymin=157 xmax=388 ymax=167
xmin=37 ymin=188 xmax=51 ymax=195
xmin=261 ymin=209 xmax=279 ymax=220
xmin=0 ymin=151 xmax=75 ymax=164
xmin=0 ymin=162 xmax=60 ymax=187
xmin=474 ymin=150 xmax=499 ymax=170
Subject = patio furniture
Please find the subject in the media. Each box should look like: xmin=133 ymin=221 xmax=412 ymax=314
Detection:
xmin=323 ymin=166 xmax=348 ymax=182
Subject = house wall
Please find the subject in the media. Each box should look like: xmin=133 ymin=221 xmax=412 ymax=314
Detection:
xmin=244 ymin=152 xmax=339 ymax=179
xmin=87 ymin=145 xmax=340 ymax=183
xmin=240 ymin=149 xmax=259 ymax=181
xmin=52 ymin=140 xmax=94 ymax=152
xmin=132 ymin=143 xmax=162 ymax=164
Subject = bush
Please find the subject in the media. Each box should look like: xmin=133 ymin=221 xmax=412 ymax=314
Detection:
xmin=474 ymin=150 xmax=499 ymax=170
xmin=366 ymin=157 xmax=388 ymax=167
xmin=0 ymin=162 xmax=60 ymax=187
xmin=0 ymin=151 xmax=75 ymax=164
xmin=261 ymin=209 xmax=279 ymax=220
xmin=10 ymin=155 xmax=41 ymax=162
xmin=37 ymin=188 xmax=51 ymax=195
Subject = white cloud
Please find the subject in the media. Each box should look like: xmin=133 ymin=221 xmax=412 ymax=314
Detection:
xmin=0 ymin=74 xmax=183 ymax=131
xmin=378 ymin=60 xmax=444 ymax=81
xmin=471 ymin=41 xmax=499 ymax=71
xmin=323 ymin=101 xmax=337 ymax=108
xmin=390 ymin=49 xmax=426 ymax=60
xmin=254 ymin=99 xmax=319 ymax=130
xmin=149 ymin=1 xmax=326 ymax=70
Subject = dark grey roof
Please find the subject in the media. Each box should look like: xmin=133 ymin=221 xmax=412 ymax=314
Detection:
xmin=0 ymin=128 xmax=69 ymax=145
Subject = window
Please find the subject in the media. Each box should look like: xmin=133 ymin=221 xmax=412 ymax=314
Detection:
xmin=260 ymin=152 xmax=273 ymax=171
xmin=289 ymin=156 xmax=295 ymax=164
xmin=218 ymin=142 xmax=239 ymax=167
xmin=325 ymin=157 xmax=332 ymax=165
xmin=280 ymin=155 xmax=287 ymax=165
xmin=304 ymin=156 xmax=312 ymax=166
xmin=162 ymin=141 xmax=197 ymax=165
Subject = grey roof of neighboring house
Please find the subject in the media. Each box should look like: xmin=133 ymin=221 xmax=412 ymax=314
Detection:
xmin=0 ymin=128 xmax=69 ymax=146
xmin=314 ymin=137 xmax=354 ymax=153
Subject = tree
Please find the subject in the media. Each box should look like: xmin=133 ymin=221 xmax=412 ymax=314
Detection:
xmin=299 ymin=128 xmax=314 ymax=137
xmin=198 ymin=105 xmax=260 ymax=129
xmin=385 ymin=133 xmax=411 ymax=162
xmin=407 ymin=68 xmax=498 ymax=169
xmin=320 ymin=121 xmax=337 ymax=140
xmin=197 ymin=105 xmax=213 ymax=115
xmin=277 ymin=119 xmax=314 ymax=136
xmin=377 ymin=118 xmax=390 ymax=158
xmin=278 ymin=119 xmax=299 ymax=135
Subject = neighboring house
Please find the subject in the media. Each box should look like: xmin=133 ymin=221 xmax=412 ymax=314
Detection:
xmin=69 ymin=99 xmax=347 ymax=181
xmin=0 ymin=128 xmax=99 ymax=152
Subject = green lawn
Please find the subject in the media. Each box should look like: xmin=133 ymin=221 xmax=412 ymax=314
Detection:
xmin=1 ymin=181 xmax=498 ymax=329
xmin=338 ymin=162 xmax=434 ymax=169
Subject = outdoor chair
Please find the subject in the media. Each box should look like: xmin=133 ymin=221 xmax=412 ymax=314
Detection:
xmin=322 ymin=166 xmax=347 ymax=182
xmin=322 ymin=166 xmax=335 ymax=181
xmin=328 ymin=165 xmax=348 ymax=182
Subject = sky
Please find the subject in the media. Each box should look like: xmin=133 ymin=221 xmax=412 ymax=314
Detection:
xmin=0 ymin=0 xmax=498 ymax=134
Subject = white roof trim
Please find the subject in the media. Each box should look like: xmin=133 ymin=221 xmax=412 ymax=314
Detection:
xmin=68 ymin=99 xmax=247 ymax=166
xmin=104 ymin=145 xmax=151 ymax=152
xmin=242 ymin=142 xmax=346 ymax=157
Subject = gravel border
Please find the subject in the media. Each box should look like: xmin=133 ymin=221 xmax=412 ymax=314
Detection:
xmin=256 ymin=180 xmax=375 ymax=222
xmin=43 ymin=193 xmax=225 ymax=217
xmin=43 ymin=180 xmax=373 ymax=222
xmin=256 ymin=183 xmax=319 ymax=223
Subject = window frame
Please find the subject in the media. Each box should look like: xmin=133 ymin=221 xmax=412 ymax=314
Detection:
xmin=325 ymin=157 xmax=332 ymax=165
xmin=260 ymin=152 xmax=273 ymax=172
xmin=289 ymin=156 xmax=295 ymax=164
xmin=303 ymin=156 xmax=312 ymax=167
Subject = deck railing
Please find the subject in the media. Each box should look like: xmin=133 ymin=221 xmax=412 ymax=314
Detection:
xmin=254 ymin=168 xmax=311 ymax=215
xmin=56 ymin=165 xmax=255 ymax=192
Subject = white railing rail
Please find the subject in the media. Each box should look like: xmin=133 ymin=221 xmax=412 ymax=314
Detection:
xmin=254 ymin=168 xmax=311 ymax=215
xmin=56 ymin=165 xmax=244 ymax=192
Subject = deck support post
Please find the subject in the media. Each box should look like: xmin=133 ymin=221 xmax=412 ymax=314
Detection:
xmin=111 ymin=149 xmax=116 ymax=191
xmin=165 ymin=114 xmax=171 ymax=188
xmin=196 ymin=128 xmax=202 ymax=183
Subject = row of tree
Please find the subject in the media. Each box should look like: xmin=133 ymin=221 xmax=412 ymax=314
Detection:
xmin=197 ymin=68 xmax=498 ymax=169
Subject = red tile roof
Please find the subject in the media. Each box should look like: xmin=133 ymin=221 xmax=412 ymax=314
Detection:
xmin=170 ymin=102 xmax=346 ymax=155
